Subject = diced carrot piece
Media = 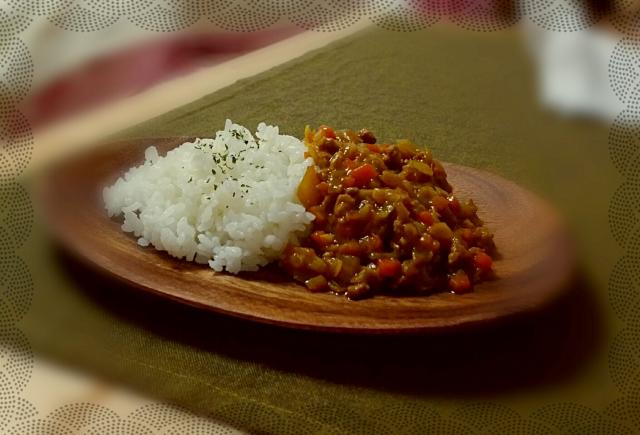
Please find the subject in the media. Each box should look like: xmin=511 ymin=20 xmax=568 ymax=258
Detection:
xmin=473 ymin=251 xmax=493 ymax=271
xmin=449 ymin=270 xmax=471 ymax=294
xmin=343 ymin=158 xmax=356 ymax=170
xmin=350 ymin=164 xmax=378 ymax=187
xmin=431 ymin=196 xmax=449 ymax=213
xmin=370 ymin=234 xmax=382 ymax=251
xmin=449 ymin=197 xmax=461 ymax=214
xmin=431 ymin=239 xmax=440 ymax=252
xmin=367 ymin=143 xmax=381 ymax=153
xmin=377 ymin=258 xmax=401 ymax=278
xmin=460 ymin=228 xmax=473 ymax=241
xmin=308 ymin=205 xmax=326 ymax=226
xmin=319 ymin=125 xmax=336 ymax=139
xmin=342 ymin=176 xmax=356 ymax=188
xmin=317 ymin=181 xmax=329 ymax=196
xmin=418 ymin=235 xmax=433 ymax=249
xmin=417 ymin=211 xmax=434 ymax=226
xmin=311 ymin=230 xmax=324 ymax=243
xmin=311 ymin=231 xmax=334 ymax=247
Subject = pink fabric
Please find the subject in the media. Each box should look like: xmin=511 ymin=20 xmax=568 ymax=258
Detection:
xmin=23 ymin=2 xmax=509 ymax=128
xmin=23 ymin=27 xmax=301 ymax=128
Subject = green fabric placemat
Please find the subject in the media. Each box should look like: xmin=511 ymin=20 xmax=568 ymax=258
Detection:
xmin=22 ymin=25 xmax=629 ymax=433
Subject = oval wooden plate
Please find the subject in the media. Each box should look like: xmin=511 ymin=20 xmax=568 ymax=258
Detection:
xmin=38 ymin=137 xmax=574 ymax=334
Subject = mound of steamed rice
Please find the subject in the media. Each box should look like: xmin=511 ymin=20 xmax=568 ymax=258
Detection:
xmin=103 ymin=120 xmax=315 ymax=273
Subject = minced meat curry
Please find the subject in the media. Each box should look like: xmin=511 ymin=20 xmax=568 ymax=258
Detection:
xmin=281 ymin=126 xmax=496 ymax=299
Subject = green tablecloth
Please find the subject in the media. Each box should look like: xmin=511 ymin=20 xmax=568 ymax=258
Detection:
xmin=23 ymin=25 xmax=633 ymax=433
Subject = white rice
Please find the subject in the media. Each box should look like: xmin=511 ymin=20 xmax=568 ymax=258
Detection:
xmin=103 ymin=120 xmax=315 ymax=273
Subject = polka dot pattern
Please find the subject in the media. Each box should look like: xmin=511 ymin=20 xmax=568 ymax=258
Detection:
xmin=0 ymin=257 xmax=33 ymax=320
xmin=0 ymin=0 xmax=620 ymax=33
xmin=0 ymin=183 xmax=33 ymax=247
xmin=129 ymin=3 xmax=200 ymax=32
xmin=0 ymin=111 xmax=34 ymax=179
xmin=0 ymin=37 xmax=33 ymax=184
xmin=609 ymin=0 xmax=640 ymax=38
xmin=526 ymin=0 xmax=600 ymax=33
xmin=610 ymin=40 xmax=640 ymax=110
xmin=83 ymin=0 xmax=155 ymax=17
xmin=133 ymin=403 xmax=243 ymax=434
xmin=609 ymin=110 xmax=640 ymax=177
xmin=606 ymin=6 xmax=640 ymax=432
xmin=606 ymin=395 xmax=640 ymax=431
xmin=450 ymin=402 xmax=522 ymax=430
xmin=0 ymin=328 xmax=36 ymax=430
xmin=0 ymin=330 xmax=35 ymax=393
xmin=209 ymin=0 xmax=281 ymax=32
xmin=370 ymin=0 xmax=441 ymax=32
xmin=5 ymin=403 xmax=246 ymax=434
xmin=0 ymin=163 xmax=30 ymax=392
xmin=0 ymin=10 xmax=32 ymax=42
xmin=446 ymin=402 xmax=558 ymax=433
xmin=7 ymin=419 xmax=73 ymax=435
xmin=48 ymin=5 xmax=120 ymax=32
xmin=449 ymin=0 xmax=521 ymax=32
xmin=532 ymin=403 xmax=633 ymax=434
xmin=610 ymin=134 xmax=640 ymax=430
xmin=609 ymin=256 xmax=640 ymax=322
xmin=0 ymin=0 xmax=38 ymax=431
xmin=128 ymin=404 xmax=190 ymax=430
xmin=6 ymin=0 xmax=73 ymax=17
xmin=609 ymin=184 xmax=639 ymax=249
xmin=519 ymin=0 xmax=555 ymax=18
xmin=0 ymin=0 xmax=635 ymax=433
xmin=215 ymin=401 xmax=314 ymax=434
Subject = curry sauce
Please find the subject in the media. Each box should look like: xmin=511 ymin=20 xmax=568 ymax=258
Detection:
xmin=281 ymin=126 xmax=496 ymax=299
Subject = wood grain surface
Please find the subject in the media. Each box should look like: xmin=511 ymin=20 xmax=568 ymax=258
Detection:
xmin=37 ymin=137 xmax=575 ymax=334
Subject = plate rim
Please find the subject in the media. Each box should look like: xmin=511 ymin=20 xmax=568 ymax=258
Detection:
xmin=36 ymin=136 xmax=576 ymax=334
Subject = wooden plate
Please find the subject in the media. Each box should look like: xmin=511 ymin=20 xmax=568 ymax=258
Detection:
xmin=38 ymin=137 xmax=574 ymax=334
